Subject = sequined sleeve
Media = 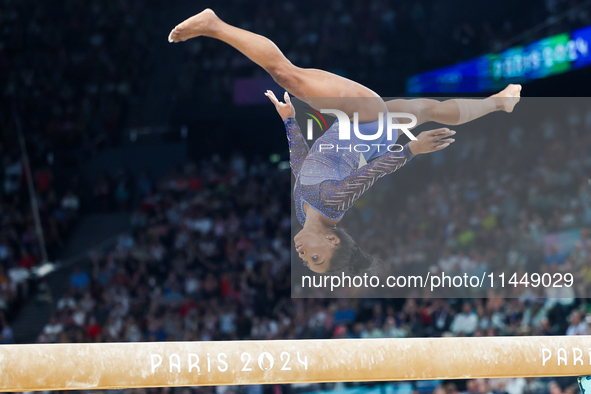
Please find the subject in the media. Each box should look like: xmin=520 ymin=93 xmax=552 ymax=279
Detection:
xmin=320 ymin=143 xmax=415 ymax=212
xmin=285 ymin=117 xmax=310 ymax=176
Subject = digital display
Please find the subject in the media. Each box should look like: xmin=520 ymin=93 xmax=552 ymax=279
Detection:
xmin=407 ymin=24 xmax=591 ymax=93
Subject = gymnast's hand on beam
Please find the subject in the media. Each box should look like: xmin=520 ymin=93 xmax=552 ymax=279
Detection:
xmin=265 ymin=90 xmax=296 ymax=121
xmin=407 ymin=128 xmax=456 ymax=155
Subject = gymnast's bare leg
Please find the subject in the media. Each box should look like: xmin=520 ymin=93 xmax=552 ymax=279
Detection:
xmin=168 ymin=9 xmax=386 ymax=123
xmin=385 ymin=84 xmax=522 ymax=128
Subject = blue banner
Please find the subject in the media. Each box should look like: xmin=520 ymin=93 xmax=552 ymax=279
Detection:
xmin=407 ymin=24 xmax=591 ymax=93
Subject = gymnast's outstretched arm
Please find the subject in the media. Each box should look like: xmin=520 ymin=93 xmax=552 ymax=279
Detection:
xmin=284 ymin=118 xmax=309 ymax=177
xmin=386 ymin=84 xmax=522 ymax=129
xmin=321 ymin=128 xmax=456 ymax=212
xmin=265 ymin=90 xmax=309 ymax=176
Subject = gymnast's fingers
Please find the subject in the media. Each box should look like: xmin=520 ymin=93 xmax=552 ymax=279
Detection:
xmin=433 ymin=139 xmax=455 ymax=150
xmin=434 ymin=142 xmax=450 ymax=150
xmin=264 ymin=90 xmax=276 ymax=102
xmin=430 ymin=129 xmax=456 ymax=140
xmin=434 ymin=138 xmax=455 ymax=145
xmin=265 ymin=90 xmax=279 ymax=105
xmin=284 ymin=92 xmax=291 ymax=105
xmin=425 ymin=127 xmax=450 ymax=136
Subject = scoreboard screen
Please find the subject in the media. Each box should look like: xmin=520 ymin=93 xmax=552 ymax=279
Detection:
xmin=407 ymin=24 xmax=591 ymax=94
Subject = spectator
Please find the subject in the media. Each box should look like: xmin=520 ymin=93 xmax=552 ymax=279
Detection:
xmin=56 ymin=291 xmax=76 ymax=312
xmin=450 ymin=302 xmax=479 ymax=336
xmin=61 ymin=190 xmax=80 ymax=212
xmin=69 ymin=266 xmax=90 ymax=291
xmin=0 ymin=312 xmax=14 ymax=344
xmin=18 ymin=248 xmax=36 ymax=270
xmin=565 ymin=310 xmax=588 ymax=335
xmin=42 ymin=316 xmax=64 ymax=342
xmin=383 ymin=316 xmax=408 ymax=338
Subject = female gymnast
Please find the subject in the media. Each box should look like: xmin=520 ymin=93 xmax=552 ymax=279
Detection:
xmin=168 ymin=9 xmax=521 ymax=274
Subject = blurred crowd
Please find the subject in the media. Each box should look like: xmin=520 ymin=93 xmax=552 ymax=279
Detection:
xmin=0 ymin=159 xmax=165 ymax=339
xmin=0 ymin=162 xmax=82 ymax=325
xmin=0 ymin=0 xmax=157 ymax=158
xmin=1 ymin=0 xmax=160 ymax=329
xmin=174 ymin=0 xmax=591 ymax=102
xmin=342 ymin=102 xmax=591 ymax=301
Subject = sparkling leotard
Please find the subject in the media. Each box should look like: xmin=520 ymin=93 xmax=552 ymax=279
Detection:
xmin=286 ymin=117 xmax=415 ymax=226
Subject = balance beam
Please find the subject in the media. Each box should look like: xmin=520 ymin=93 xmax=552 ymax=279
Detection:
xmin=1 ymin=336 xmax=590 ymax=392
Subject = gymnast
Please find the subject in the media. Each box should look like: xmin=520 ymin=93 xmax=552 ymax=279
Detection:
xmin=168 ymin=9 xmax=521 ymax=274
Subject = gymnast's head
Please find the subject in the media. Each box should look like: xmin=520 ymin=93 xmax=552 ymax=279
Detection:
xmin=294 ymin=225 xmax=375 ymax=274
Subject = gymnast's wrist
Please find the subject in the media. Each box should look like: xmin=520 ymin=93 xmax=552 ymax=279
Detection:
xmin=406 ymin=141 xmax=419 ymax=157
xmin=404 ymin=143 xmax=416 ymax=159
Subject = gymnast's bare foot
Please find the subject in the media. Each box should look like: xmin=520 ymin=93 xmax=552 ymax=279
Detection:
xmin=168 ymin=8 xmax=219 ymax=43
xmin=491 ymin=84 xmax=522 ymax=113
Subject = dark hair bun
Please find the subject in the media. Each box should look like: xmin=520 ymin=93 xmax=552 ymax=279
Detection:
xmin=327 ymin=228 xmax=378 ymax=274
xmin=348 ymin=247 xmax=374 ymax=274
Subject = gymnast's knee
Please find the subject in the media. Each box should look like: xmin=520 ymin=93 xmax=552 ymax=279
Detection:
xmin=268 ymin=61 xmax=298 ymax=90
